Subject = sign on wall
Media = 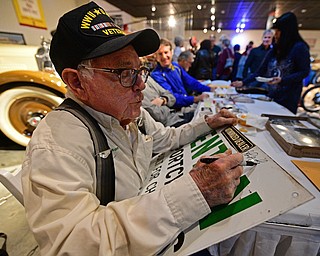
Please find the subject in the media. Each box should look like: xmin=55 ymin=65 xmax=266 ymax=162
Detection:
xmin=12 ymin=0 xmax=47 ymax=29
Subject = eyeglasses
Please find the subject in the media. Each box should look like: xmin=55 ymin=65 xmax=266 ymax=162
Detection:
xmin=79 ymin=65 xmax=150 ymax=87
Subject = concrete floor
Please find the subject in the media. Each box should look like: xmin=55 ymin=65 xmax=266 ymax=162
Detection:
xmin=0 ymin=133 xmax=40 ymax=256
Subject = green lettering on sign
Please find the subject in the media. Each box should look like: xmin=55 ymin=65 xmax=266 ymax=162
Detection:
xmin=199 ymin=175 xmax=263 ymax=230
xmin=190 ymin=131 xmax=227 ymax=160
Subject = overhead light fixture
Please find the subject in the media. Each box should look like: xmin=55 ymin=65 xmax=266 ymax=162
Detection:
xmin=211 ymin=26 xmax=215 ymax=31
xmin=151 ymin=5 xmax=156 ymax=12
xmin=169 ymin=3 xmax=174 ymax=15
xmin=197 ymin=4 xmax=202 ymax=10
xmin=211 ymin=15 xmax=215 ymax=21
xmin=168 ymin=15 xmax=176 ymax=27
xmin=217 ymin=28 xmax=221 ymax=33
xmin=203 ymin=28 xmax=208 ymax=33
xmin=211 ymin=7 xmax=215 ymax=14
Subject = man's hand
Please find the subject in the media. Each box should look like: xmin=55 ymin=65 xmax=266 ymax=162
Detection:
xmin=151 ymin=97 xmax=165 ymax=106
xmin=268 ymin=76 xmax=281 ymax=85
xmin=194 ymin=93 xmax=209 ymax=103
xmin=205 ymin=109 xmax=238 ymax=129
xmin=189 ymin=150 xmax=243 ymax=207
xmin=231 ymin=81 xmax=243 ymax=87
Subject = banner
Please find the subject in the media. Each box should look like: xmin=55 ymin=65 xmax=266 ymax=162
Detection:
xmin=140 ymin=126 xmax=314 ymax=255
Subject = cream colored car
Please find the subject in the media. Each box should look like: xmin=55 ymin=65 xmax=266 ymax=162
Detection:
xmin=0 ymin=42 xmax=66 ymax=146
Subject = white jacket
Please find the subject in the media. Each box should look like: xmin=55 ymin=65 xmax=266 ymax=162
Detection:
xmin=21 ymin=96 xmax=212 ymax=256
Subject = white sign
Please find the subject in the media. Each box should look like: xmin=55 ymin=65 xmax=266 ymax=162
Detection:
xmin=141 ymin=126 xmax=314 ymax=255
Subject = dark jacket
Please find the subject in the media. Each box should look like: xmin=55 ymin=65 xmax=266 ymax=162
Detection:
xmin=243 ymin=41 xmax=310 ymax=114
xmin=217 ymin=47 xmax=234 ymax=80
xmin=243 ymin=44 xmax=272 ymax=78
xmin=190 ymin=48 xmax=213 ymax=80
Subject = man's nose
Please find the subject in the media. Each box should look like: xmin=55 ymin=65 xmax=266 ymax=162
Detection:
xmin=133 ymin=75 xmax=145 ymax=91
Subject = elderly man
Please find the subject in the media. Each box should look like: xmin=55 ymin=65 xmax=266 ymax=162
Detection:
xmin=178 ymin=50 xmax=194 ymax=72
xmin=242 ymin=29 xmax=274 ymax=79
xmin=142 ymin=76 xmax=195 ymax=127
xmin=21 ymin=2 xmax=243 ymax=255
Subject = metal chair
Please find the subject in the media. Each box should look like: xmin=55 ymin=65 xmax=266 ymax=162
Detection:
xmin=0 ymin=165 xmax=23 ymax=205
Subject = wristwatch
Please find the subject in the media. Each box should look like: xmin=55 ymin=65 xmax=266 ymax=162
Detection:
xmin=159 ymin=96 xmax=167 ymax=106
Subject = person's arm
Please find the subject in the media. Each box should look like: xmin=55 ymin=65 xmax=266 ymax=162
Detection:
xmin=142 ymin=108 xmax=237 ymax=154
xmin=22 ymin=110 xmax=210 ymax=256
xmin=22 ymin=109 xmax=241 ymax=256
xmin=276 ymin=42 xmax=310 ymax=86
xmin=179 ymin=66 xmax=211 ymax=93
xmin=142 ymin=99 xmax=172 ymax=125
xmin=233 ymin=49 xmax=273 ymax=87
xmin=216 ymin=50 xmax=226 ymax=77
xmin=243 ymin=50 xmax=254 ymax=78
xmin=151 ymin=68 xmax=195 ymax=108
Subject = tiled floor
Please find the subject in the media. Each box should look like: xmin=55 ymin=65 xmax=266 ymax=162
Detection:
xmin=0 ymin=137 xmax=40 ymax=256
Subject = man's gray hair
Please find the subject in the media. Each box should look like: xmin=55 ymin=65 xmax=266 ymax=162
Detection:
xmin=178 ymin=50 xmax=194 ymax=62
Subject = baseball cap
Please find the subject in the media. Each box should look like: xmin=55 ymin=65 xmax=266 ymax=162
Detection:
xmin=50 ymin=1 xmax=160 ymax=76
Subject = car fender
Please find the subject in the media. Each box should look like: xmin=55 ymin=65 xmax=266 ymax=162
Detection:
xmin=0 ymin=70 xmax=67 ymax=96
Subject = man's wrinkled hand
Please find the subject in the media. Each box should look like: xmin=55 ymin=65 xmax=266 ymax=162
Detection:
xmin=189 ymin=150 xmax=243 ymax=207
xmin=205 ymin=109 xmax=238 ymax=129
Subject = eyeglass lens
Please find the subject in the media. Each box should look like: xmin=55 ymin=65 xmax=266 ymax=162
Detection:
xmin=121 ymin=68 xmax=149 ymax=87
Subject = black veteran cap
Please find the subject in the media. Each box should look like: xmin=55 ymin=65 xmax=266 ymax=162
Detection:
xmin=50 ymin=1 xmax=160 ymax=76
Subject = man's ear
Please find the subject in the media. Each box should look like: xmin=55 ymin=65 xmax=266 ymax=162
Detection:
xmin=61 ymin=68 xmax=88 ymax=100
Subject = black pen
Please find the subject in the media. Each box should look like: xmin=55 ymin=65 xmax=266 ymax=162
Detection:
xmin=200 ymin=157 xmax=257 ymax=166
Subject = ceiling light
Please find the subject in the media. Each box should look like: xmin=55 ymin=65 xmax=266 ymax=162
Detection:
xmin=211 ymin=15 xmax=215 ymax=21
xmin=211 ymin=7 xmax=215 ymax=14
xmin=197 ymin=4 xmax=202 ymax=10
xmin=221 ymin=10 xmax=225 ymax=14
xmin=211 ymin=0 xmax=215 ymax=4
xmin=211 ymin=26 xmax=215 ymax=31
xmin=168 ymin=15 xmax=176 ymax=27
xmin=151 ymin=5 xmax=156 ymax=12
xmin=169 ymin=3 xmax=174 ymax=15
xmin=301 ymin=9 xmax=307 ymax=13
xmin=217 ymin=28 xmax=221 ymax=33
xmin=203 ymin=28 xmax=208 ymax=33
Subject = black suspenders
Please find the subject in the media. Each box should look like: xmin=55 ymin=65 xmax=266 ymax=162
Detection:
xmin=55 ymin=98 xmax=115 ymax=205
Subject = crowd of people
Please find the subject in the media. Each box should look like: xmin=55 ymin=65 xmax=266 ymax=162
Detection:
xmin=20 ymin=1 xmax=310 ymax=255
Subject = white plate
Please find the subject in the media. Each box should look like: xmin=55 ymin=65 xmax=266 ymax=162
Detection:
xmin=255 ymin=76 xmax=273 ymax=83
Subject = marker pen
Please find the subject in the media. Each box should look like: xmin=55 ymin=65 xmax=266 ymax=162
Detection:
xmin=200 ymin=157 xmax=257 ymax=166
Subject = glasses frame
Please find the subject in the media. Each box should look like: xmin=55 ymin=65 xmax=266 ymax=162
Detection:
xmin=78 ymin=64 xmax=150 ymax=87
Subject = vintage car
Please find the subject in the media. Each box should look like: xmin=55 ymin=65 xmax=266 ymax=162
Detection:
xmin=0 ymin=39 xmax=66 ymax=147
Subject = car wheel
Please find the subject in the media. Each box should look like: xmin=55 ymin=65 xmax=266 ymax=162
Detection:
xmin=0 ymin=86 xmax=63 ymax=146
xmin=301 ymin=85 xmax=320 ymax=113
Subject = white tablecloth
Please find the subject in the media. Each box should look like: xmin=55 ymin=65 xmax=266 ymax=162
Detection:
xmin=195 ymin=96 xmax=320 ymax=256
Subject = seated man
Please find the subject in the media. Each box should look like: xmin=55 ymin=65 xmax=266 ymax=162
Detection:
xmin=151 ymin=38 xmax=214 ymax=110
xmin=178 ymin=50 xmax=194 ymax=72
xmin=143 ymin=76 xmax=194 ymax=127
xmin=21 ymin=2 xmax=243 ymax=255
